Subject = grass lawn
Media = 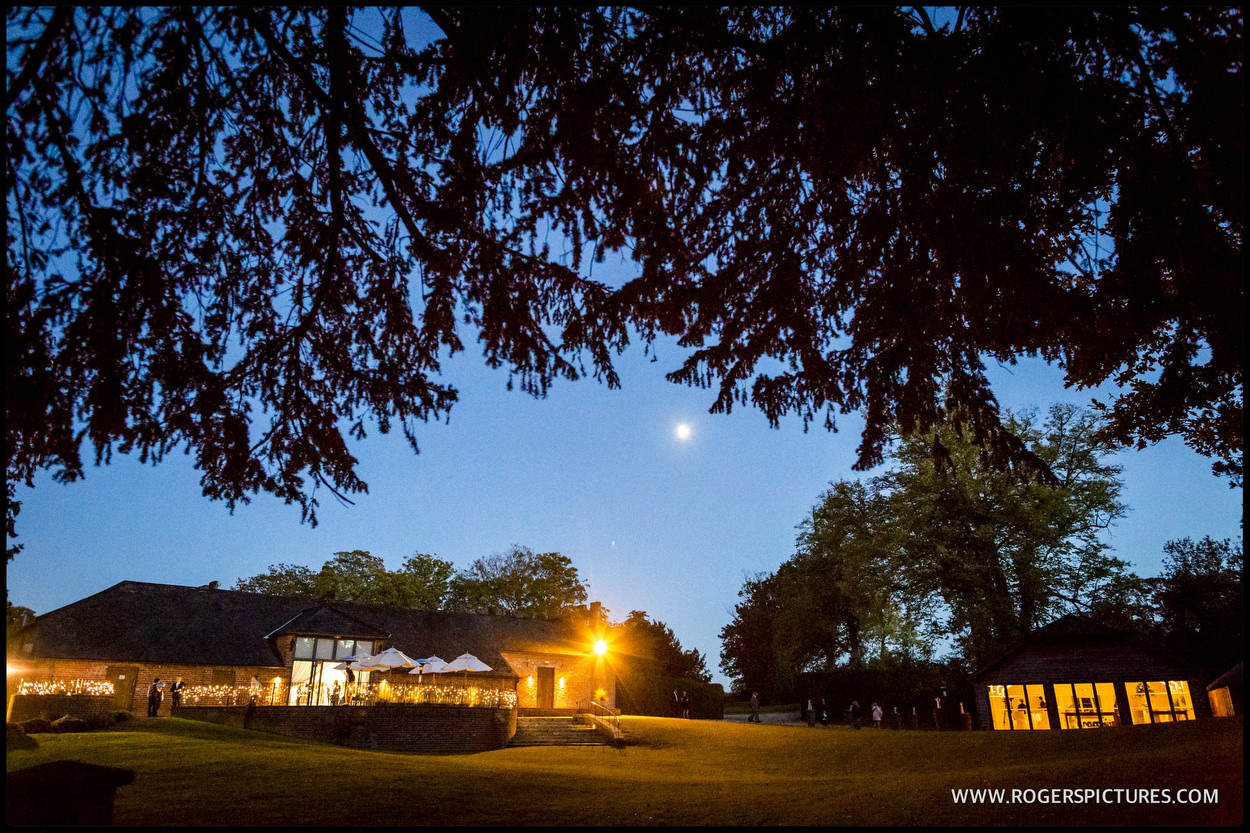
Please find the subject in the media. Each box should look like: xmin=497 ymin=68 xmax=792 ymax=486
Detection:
xmin=7 ymin=715 xmax=1242 ymax=826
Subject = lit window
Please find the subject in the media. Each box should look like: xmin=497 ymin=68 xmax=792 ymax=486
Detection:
xmin=987 ymin=684 xmax=1049 ymax=730
xmin=1054 ymin=682 xmax=1118 ymax=728
xmin=1129 ymin=681 xmax=1195 ymax=723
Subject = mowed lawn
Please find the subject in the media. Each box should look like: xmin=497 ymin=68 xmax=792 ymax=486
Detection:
xmin=7 ymin=715 xmax=1243 ymax=826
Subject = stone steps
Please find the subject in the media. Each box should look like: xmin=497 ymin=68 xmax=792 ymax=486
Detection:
xmin=509 ymin=716 xmax=609 ymax=747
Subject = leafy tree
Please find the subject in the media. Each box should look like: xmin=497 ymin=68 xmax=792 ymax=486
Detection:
xmin=234 ymin=546 xmax=584 ymax=614
xmin=614 ymin=610 xmax=711 ymax=683
xmin=312 ymin=550 xmax=390 ymax=602
xmin=1079 ymin=570 xmax=1157 ymax=636
xmin=388 ymin=551 xmax=456 ymax=610
xmin=448 ymin=545 xmax=588 ymax=618
xmin=1151 ymin=535 xmax=1243 ymax=675
xmin=719 ymin=572 xmax=787 ymax=700
xmin=7 ymin=8 xmax=1242 ymax=560
xmin=887 ymin=404 xmax=1130 ymax=668
xmin=791 ymin=480 xmax=931 ymax=669
xmin=235 ymin=549 xmax=453 ymax=608
xmin=720 ymin=403 xmax=1132 ymax=689
xmin=234 ymin=563 xmax=320 ymax=598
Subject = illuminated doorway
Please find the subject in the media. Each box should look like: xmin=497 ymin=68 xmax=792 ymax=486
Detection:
xmin=537 ymin=666 xmax=555 ymax=709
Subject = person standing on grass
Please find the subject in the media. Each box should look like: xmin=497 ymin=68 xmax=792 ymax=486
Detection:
xmin=749 ymin=691 xmax=761 ymax=723
xmin=849 ymin=699 xmax=863 ymax=729
xmin=170 ymin=677 xmax=185 ymax=709
xmin=820 ymin=697 xmax=829 ymax=726
xmin=872 ymin=702 xmax=883 ymax=728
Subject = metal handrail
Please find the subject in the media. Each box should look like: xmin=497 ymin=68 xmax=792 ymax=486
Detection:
xmin=582 ymin=699 xmax=620 ymax=736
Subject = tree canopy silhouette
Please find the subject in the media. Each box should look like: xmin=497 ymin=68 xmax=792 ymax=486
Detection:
xmin=6 ymin=7 xmax=1242 ymax=557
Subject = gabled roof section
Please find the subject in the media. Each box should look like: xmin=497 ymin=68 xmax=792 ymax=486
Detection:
xmin=265 ymin=604 xmax=390 ymax=641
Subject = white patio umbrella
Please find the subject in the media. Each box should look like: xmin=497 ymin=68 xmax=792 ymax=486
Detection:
xmin=443 ymin=653 xmax=492 ymax=702
xmin=408 ymin=656 xmax=449 ymax=684
xmin=443 ymin=652 xmax=492 ymax=673
xmin=364 ymin=647 xmax=420 ymax=670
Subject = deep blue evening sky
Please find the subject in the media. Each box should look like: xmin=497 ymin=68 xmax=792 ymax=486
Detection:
xmin=8 ymin=334 xmax=1242 ymax=689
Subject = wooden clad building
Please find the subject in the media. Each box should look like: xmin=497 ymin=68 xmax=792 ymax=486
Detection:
xmin=1206 ymin=661 xmax=1242 ymax=718
xmin=969 ymin=614 xmax=1213 ymax=731
xmin=7 ymin=581 xmax=614 ymax=716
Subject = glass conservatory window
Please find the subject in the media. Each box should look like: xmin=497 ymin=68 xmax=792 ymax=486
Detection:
xmin=1054 ymin=682 xmax=1118 ymax=728
xmin=1129 ymin=681 xmax=1195 ymax=723
xmin=986 ymin=684 xmax=1050 ymax=730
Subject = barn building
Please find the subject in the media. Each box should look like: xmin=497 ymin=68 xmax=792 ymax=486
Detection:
xmin=7 ymin=580 xmax=615 ymax=718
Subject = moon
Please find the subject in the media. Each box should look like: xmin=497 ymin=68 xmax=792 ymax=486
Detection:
xmin=675 ymin=423 xmax=692 ymax=441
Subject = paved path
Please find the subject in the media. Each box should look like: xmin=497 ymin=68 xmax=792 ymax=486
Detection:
xmin=723 ymin=711 xmax=826 ymax=726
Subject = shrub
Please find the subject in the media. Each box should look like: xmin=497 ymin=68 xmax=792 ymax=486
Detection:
xmin=84 ymin=712 xmax=120 ymax=730
xmin=19 ymin=717 xmax=53 ymax=734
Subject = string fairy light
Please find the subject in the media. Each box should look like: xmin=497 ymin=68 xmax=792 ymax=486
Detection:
xmin=17 ymin=678 xmax=115 ymax=696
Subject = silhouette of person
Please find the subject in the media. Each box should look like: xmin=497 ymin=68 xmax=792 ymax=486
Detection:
xmin=147 ymin=678 xmax=164 ymax=717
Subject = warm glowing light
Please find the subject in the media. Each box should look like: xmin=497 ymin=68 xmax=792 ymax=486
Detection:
xmin=675 ymin=423 xmax=692 ymax=441
xmin=17 ymin=678 xmax=114 ymax=696
xmin=594 ymin=640 xmax=608 ymax=655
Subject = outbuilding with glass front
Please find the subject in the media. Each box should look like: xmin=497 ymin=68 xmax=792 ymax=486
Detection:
xmin=969 ymin=615 xmax=1210 ymax=731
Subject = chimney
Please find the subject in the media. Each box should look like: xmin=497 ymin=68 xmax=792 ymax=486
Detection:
xmin=589 ymin=601 xmax=602 ymax=631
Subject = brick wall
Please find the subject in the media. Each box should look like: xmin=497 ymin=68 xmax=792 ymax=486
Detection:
xmin=7 ymin=695 xmax=117 ymax=723
xmin=8 ymin=659 xmax=289 ymax=715
xmin=176 ymin=703 xmax=518 ymax=753
xmin=501 ymin=651 xmax=609 ymax=709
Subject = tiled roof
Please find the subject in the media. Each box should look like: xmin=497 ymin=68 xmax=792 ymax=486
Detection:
xmin=1027 ymin=614 xmax=1123 ymax=640
xmin=968 ymin=614 xmax=1189 ymax=681
xmin=17 ymin=581 xmax=594 ymax=674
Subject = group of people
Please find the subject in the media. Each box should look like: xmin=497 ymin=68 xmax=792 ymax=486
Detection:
xmin=146 ymin=676 xmax=185 ymax=717
xmin=671 ymin=689 xmax=692 ymax=719
xmin=744 ymin=694 xmax=885 ymax=727
xmin=797 ymin=697 xmax=885 ymax=729
xmin=845 ymin=700 xmax=884 ymax=729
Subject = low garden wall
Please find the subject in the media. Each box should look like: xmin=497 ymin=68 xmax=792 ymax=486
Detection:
xmin=7 ymin=695 xmax=118 ymax=724
xmin=174 ymin=703 xmax=517 ymax=754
